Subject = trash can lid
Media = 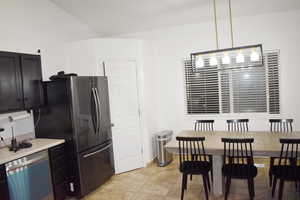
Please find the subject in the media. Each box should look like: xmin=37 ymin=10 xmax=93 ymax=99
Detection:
xmin=155 ymin=130 xmax=173 ymax=139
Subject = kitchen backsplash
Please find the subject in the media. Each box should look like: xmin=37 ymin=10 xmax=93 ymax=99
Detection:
xmin=0 ymin=110 xmax=35 ymax=147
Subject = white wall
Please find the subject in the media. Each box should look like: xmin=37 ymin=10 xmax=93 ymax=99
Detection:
xmin=45 ymin=38 xmax=152 ymax=163
xmin=119 ymin=9 xmax=300 ymax=160
xmin=0 ymin=0 xmax=97 ymax=142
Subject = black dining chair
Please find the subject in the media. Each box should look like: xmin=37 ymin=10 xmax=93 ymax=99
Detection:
xmin=221 ymin=138 xmax=257 ymax=200
xmin=194 ymin=120 xmax=214 ymax=131
xmin=269 ymin=119 xmax=294 ymax=187
xmin=226 ymin=119 xmax=249 ymax=132
xmin=176 ymin=136 xmax=212 ymax=200
xmin=270 ymin=119 xmax=293 ymax=132
xmin=192 ymin=120 xmax=214 ymax=182
xmin=270 ymin=139 xmax=300 ymax=200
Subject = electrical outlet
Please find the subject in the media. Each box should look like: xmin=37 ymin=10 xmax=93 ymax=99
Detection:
xmin=254 ymin=163 xmax=265 ymax=168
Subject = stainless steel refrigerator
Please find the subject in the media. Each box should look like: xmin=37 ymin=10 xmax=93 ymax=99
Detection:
xmin=35 ymin=76 xmax=114 ymax=197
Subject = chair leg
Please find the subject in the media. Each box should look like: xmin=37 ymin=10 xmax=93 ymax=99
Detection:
xmin=269 ymin=157 xmax=274 ymax=187
xmin=247 ymin=178 xmax=255 ymax=199
xmin=184 ymin=174 xmax=188 ymax=190
xmin=205 ymin=174 xmax=211 ymax=191
xmin=209 ymin=155 xmax=213 ymax=183
xmin=224 ymin=177 xmax=231 ymax=200
xmin=202 ymin=175 xmax=209 ymax=200
xmin=272 ymin=177 xmax=277 ymax=198
xmin=181 ymin=174 xmax=187 ymax=200
xmin=190 ymin=155 xmax=195 ymax=181
xmin=278 ymin=179 xmax=285 ymax=200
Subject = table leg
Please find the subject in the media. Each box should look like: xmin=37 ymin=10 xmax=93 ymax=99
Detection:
xmin=212 ymin=155 xmax=224 ymax=196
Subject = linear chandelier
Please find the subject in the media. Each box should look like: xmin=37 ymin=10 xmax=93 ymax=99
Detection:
xmin=191 ymin=0 xmax=263 ymax=71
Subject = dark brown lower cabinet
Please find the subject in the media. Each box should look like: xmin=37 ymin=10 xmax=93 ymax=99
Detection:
xmin=0 ymin=165 xmax=9 ymax=200
xmin=49 ymin=144 xmax=68 ymax=200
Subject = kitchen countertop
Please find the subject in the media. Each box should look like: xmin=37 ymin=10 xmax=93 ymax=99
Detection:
xmin=0 ymin=138 xmax=65 ymax=165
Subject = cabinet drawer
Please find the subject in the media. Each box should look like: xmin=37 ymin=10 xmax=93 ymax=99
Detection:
xmin=49 ymin=144 xmax=65 ymax=158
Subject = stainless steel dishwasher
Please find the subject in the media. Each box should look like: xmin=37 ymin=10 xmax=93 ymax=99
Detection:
xmin=5 ymin=150 xmax=54 ymax=200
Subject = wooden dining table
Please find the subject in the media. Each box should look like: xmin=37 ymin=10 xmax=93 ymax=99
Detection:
xmin=165 ymin=130 xmax=300 ymax=196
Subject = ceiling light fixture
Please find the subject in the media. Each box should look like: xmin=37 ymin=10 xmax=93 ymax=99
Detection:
xmin=236 ymin=52 xmax=245 ymax=63
xmin=195 ymin=57 xmax=204 ymax=68
xmin=191 ymin=0 xmax=263 ymax=72
xmin=222 ymin=54 xmax=231 ymax=65
xmin=209 ymin=56 xmax=218 ymax=66
xmin=250 ymin=50 xmax=260 ymax=62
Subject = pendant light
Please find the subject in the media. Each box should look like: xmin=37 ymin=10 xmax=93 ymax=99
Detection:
xmin=191 ymin=0 xmax=263 ymax=72
xmin=222 ymin=54 xmax=231 ymax=65
xmin=250 ymin=50 xmax=260 ymax=62
xmin=209 ymin=56 xmax=218 ymax=66
xmin=236 ymin=52 xmax=245 ymax=63
xmin=195 ymin=57 xmax=204 ymax=68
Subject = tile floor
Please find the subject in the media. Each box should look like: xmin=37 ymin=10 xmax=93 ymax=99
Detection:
xmin=83 ymin=157 xmax=300 ymax=200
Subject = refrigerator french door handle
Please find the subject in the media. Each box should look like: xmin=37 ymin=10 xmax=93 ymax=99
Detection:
xmin=91 ymin=88 xmax=97 ymax=134
xmin=92 ymin=88 xmax=99 ymax=135
xmin=83 ymin=143 xmax=112 ymax=158
xmin=94 ymin=88 xmax=101 ymax=133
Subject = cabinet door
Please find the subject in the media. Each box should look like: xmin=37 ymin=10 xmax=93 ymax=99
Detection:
xmin=0 ymin=52 xmax=24 ymax=113
xmin=21 ymin=54 xmax=43 ymax=109
xmin=0 ymin=165 xmax=10 ymax=200
xmin=49 ymin=144 xmax=68 ymax=200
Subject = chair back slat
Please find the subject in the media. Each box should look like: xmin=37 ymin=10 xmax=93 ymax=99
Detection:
xmin=222 ymin=138 xmax=254 ymax=166
xmin=194 ymin=120 xmax=214 ymax=131
xmin=270 ymin=119 xmax=293 ymax=132
xmin=176 ymin=137 xmax=208 ymax=165
xmin=226 ymin=119 xmax=249 ymax=132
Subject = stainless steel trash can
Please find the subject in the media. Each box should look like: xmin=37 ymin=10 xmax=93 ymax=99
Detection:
xmin=155 ymin=130 xmax=173 ymax=167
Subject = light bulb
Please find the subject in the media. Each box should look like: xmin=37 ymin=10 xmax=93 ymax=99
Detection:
xmin=222 ymin=54 xmax=231 ymax=64
xmin=209 ymin=56 xmax=218 ymax=66
xmin=250 ymin=51 xmax=260 ymax=62
xmin=195 ymin=57 xmax=204 ymax=68
xmin=236 ymin=53 xmax=245 ymax=63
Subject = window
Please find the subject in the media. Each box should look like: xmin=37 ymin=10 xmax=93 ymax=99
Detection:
xmin=184 ymin=51 xmax=280 ymax=114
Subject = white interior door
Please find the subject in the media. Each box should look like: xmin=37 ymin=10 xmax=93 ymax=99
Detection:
xmin=104 ymin=60 xmax=144 ymax=174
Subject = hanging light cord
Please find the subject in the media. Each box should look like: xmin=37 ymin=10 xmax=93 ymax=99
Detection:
xmin=213 ymin=0 xmax=219 ymax=49
xmin=228 ymin=0 xmax=234 ymax=48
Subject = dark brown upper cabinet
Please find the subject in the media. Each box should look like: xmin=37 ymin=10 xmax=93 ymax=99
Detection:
xmin=21 ymin=54 xmax=43 ymax=109
xmin=0 ymin=51 xmax=43 ymax=114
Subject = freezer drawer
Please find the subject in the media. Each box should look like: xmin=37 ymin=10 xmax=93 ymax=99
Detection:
xmin=79 ymin=143 xmax=114 ymax=196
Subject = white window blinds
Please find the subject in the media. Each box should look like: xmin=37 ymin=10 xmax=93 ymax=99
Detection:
xmin=184 ymin=50 xmax=280 ymax=114
xmin=185 ymin=60 xmax=220 ymax=114
xmin=266 ymin=51 xmax=280 ymax=114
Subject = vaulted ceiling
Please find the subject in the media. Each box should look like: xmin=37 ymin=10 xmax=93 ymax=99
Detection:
xmin=50 ymin=0 xmax=300 ymax=36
